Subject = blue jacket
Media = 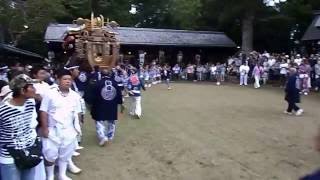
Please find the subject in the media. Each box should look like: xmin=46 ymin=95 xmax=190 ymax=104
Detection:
xmin=90 ymin=75 xmax=123 ymax=121
xmin=75 ymin=71 xmax=89 ymax=92
xmin=127 ymin=74 xmax=145 ymax=97
xmin=285 ymin=74 xmax=300 ymax=103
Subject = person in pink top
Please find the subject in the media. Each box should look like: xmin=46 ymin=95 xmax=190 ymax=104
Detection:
xmin=252 ymin=63 xmax=263 ymax=89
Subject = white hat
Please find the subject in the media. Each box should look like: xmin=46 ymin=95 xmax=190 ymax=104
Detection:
xmin=0 ymin=85 xmax=11 ymax=97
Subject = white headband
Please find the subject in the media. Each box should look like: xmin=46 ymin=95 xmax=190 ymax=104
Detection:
xmin=64 ymin=66 xmax=79 ymax=70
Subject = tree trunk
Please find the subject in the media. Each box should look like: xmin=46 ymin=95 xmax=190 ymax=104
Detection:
xmin=241 ymin=12 xmax=254 ymax=55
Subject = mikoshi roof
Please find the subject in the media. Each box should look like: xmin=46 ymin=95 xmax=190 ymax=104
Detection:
xmin=44 ymin=24 xmax=236 ymax=48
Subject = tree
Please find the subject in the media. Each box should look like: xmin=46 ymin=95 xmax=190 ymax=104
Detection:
xmin=0 ymin=0 xmax=67 ymax=49
xmin=201 ymin=0 xmax=272 ymax=54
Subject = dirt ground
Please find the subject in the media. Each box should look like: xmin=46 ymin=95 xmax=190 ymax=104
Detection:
xmin=71 ymin=83 xmax=320 ymax=180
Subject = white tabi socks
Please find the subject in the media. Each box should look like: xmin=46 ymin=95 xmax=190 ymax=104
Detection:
xmin=45 ymin=165 xmax=54 ymax=180
xmin=58 ymin=161 xmax=72 ymax=180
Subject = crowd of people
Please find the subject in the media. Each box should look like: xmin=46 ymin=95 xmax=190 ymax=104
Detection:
xmin=0 ymin=50 xmax=320 ymax=179
xmin=134 ymin=51 xmax=320 ymax=94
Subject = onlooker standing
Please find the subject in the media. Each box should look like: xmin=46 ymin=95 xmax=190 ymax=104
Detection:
xmin=172 ymin=64 xmax=181 ymax=81
xmin=262 ymin=60 xmax=269 ymax=85
xmin=252 ymin=63 xmax=263 ymax=89
xmin=186 ymin=64 xmax=194 ymax=81
xmin=239 ymin=61 xmax=250 ymax=86
xmin=298 ymin=59 xmax=312 ymax=95
xmin=315 ymin=59 xmax=320 ymax=91
xmin=215 ymin=63 xmax=222 ymax=85
xmin=220 ymin=63 xmax=226 ymax=82
xmin=210 ymin=64 xmax=216 ymax=81
xmin=279 ymin=59 xmax=289 ymax=87
xmin=162 ymin=64 xmax=172 ymax=90
xmin=0 ymin=74 xmax=41 ymax=180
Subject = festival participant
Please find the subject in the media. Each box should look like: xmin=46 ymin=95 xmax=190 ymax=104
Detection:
xmin=172 ymin=64 xmax=181 ymax=81
xmin=40 ymin=69 xmax=82 ymax=180
xmin=239 ymin=61 xmax=250 ymax=86
xmin=89 ymin=69 xmax=123 ymax=146
xmin=64 ymin=63 xmax=85 ymax=174
xmin=127 ymin=68 xmax=145 ymax=119
xmin=284 ymin=68 xmax=303 ymax=116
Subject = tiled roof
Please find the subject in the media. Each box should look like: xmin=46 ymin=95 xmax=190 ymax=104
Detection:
xmin=44 ymin=24 xmax=236 ymax=47
xmin=302 ymin=14 xmax=320 ymax=41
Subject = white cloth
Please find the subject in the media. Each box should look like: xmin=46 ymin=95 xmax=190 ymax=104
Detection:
xmin=34 ymin=160 xmax=46 ymax=180
xmin=130 ymin=96 xmax=142 ymax=116
xmin=40 ymin=89 xmax=81 ymax=163
xmin=280 ymin=63 xmax=288 ymax=75
xmin=254 ymin=75 xmax=261 ymax=88
xmin=268 ymin=58 xmax=276 ymax=67
xmin=40 ymin=89 xmax=81 ymax=132
xmin=294 ymin=58 xmax=302 ymax=66
xmin=0 ymin=73 xmax=8 ymax=82
xmin=239 ymin=65 xmax=250 ymax=75
xmin=240 ymin=74 xmax=248 ymax=85
xmin=210 ymin=66 xmax=217 ymax=75
xmin=172 ymin=66 xmax=180 ymax=74
xmin=33 ymin=82 xmax=50 ymax=98
xmin=42 ymin=128 xmax=77 ymax=163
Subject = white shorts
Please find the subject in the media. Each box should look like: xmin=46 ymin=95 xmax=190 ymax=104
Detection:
xmin=42 ymin=127 xmax=77 ymax=163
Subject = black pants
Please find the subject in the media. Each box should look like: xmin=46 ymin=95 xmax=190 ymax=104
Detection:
xmin=287 ymin=101 xmax=300 ymax=112
xmin=280 ymin=74 xmax=287 ymax=87
xmin=173 ymin=73 xmax=179 ymax=81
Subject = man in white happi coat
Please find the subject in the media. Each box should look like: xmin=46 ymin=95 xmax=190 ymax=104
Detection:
xmin=40 ymin=69 xmax=82 ymax=180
